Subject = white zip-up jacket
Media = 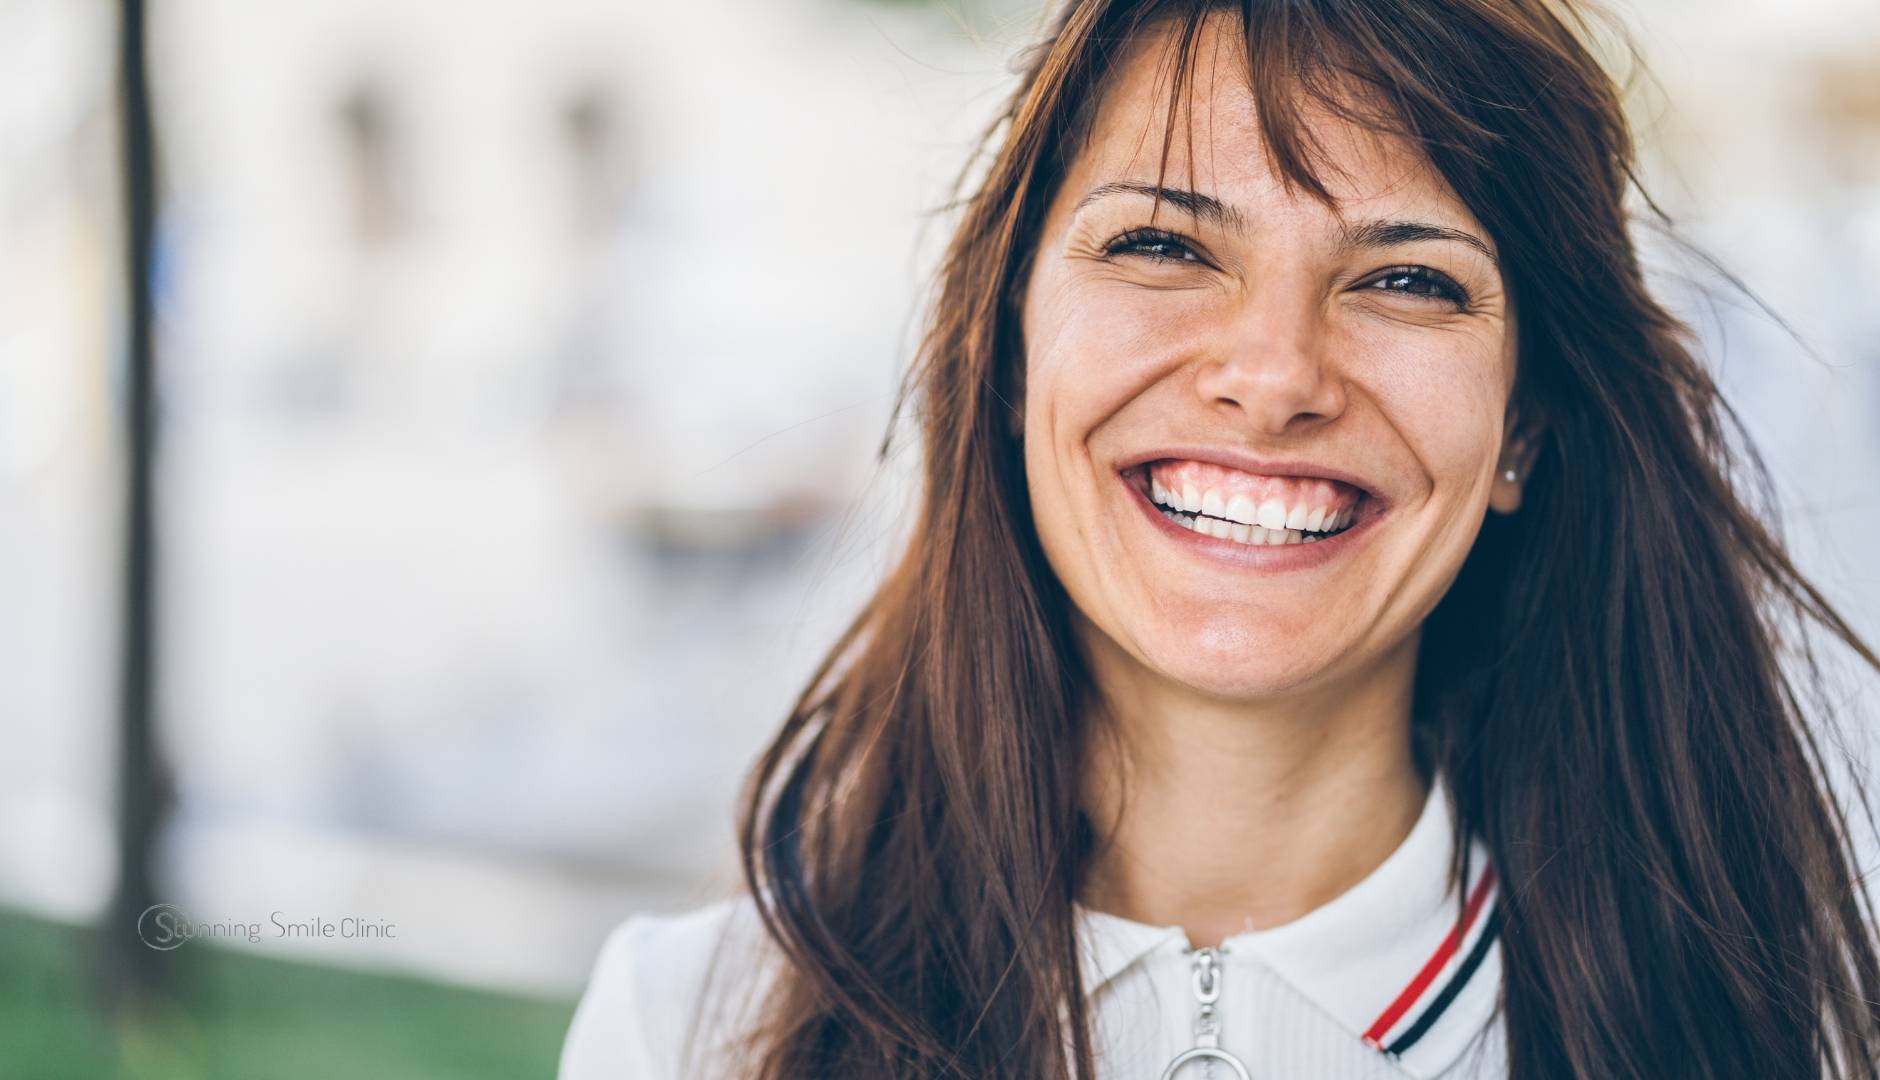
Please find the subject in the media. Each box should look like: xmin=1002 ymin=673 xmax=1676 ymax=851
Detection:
xmin=560 ymin=777 xmax=1508 ymax=1078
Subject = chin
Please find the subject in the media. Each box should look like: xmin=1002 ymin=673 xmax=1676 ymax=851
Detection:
xmin=1132 ymin=616 xmax=1343 ymax=701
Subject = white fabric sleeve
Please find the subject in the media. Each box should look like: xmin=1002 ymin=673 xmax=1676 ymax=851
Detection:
xmin=559 ymin=918 xmax=659 ymax=1079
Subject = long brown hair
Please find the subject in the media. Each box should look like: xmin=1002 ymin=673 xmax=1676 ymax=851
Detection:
xmin=737 ymin=1 xmax=1880 ymax=1075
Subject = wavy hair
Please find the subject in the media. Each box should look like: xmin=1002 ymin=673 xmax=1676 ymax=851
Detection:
xmin=737 ymin=1 xmax=1880 ymax=1075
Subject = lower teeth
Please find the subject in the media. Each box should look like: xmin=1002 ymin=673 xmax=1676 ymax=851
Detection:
xmin=1158 ymin=508 xmax=1341 ymax=547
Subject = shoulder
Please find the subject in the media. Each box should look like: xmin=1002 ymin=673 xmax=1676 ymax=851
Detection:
xmin=558 ymin=896 xmax=782 ymax=1080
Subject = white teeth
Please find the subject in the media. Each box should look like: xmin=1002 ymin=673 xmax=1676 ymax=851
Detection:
xmin=1150 ymin=479 xmax=1366 ymax=548
xmin=1224 ymin=493 xmax=1257 ymax=526
xmin=1153 ymin=516 xmax=1333 ymax=547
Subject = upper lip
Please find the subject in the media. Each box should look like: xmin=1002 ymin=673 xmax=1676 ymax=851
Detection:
xmin=1115 ymin=446 xmax=1386 ymax=503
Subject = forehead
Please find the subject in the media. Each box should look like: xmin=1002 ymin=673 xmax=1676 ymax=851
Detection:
xmin=1073 ymin=12 xmax=1485 ymax=236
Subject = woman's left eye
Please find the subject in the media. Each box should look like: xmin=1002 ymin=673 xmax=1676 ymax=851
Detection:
xmin=1362 ymin=266 xmax=1470 ymax=306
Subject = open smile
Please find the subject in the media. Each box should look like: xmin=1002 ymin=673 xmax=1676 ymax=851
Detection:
xmin=1117 ymin=453 xmax=1388 ymax=567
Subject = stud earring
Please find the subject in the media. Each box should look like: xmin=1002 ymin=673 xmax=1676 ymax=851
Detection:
xmin=1502 ymin=468 xmax=1518 ymax=483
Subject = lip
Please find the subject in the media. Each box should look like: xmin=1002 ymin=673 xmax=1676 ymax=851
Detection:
xmin=1115 ymin=452 xmax=1389 ymax=571
xmin=1113 ymin=447 xmax=1387 ymax=503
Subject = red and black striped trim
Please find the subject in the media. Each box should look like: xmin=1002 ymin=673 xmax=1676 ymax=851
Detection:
xmin=1361 ymin=864 xmax=1500 ymax=1057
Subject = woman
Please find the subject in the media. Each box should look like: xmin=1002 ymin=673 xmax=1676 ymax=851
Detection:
xmin=562 ymin=0 xmax=1880 ymax=1076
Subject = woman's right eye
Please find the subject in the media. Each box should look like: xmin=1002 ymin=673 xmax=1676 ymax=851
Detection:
xmin=1104 ymin=227 xmax=1203 ymax=264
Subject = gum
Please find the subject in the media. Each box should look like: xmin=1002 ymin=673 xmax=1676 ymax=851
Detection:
xmin=1146 ymin=460 xmax=1362 ymax=514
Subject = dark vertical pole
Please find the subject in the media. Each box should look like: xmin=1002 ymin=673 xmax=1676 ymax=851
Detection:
xmin=106 ymin=0 xmax=164 ymax=1010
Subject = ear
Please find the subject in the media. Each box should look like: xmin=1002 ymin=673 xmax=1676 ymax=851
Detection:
xmin=1488 ymin=407 xmax=1542 ymax=516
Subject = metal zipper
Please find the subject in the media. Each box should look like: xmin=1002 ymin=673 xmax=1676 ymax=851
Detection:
xmin=1157 ymin=946 xmax=1252 ymax=1079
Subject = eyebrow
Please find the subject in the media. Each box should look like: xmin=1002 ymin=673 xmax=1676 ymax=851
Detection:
xmin=1072 ymin=181 xmax=1500 ymax=269
xmin=1075 ymin=181 xmax=1247 ymax=233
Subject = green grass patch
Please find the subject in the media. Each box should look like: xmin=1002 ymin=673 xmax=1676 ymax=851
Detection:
xmin=0 ymin=909 xmax=577 ymax=1080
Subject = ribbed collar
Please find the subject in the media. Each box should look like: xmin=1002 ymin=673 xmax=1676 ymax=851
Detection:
xmin=1073 ymin=775 xmax=1504 ymax=1078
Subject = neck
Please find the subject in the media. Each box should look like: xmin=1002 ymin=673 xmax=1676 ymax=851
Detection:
xmin=1076 ymin=632 xmax=1427 ymax=948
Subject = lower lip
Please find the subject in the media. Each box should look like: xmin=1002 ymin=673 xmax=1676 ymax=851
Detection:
xmin=1120 ymin=472 xmax=1385 ymax=571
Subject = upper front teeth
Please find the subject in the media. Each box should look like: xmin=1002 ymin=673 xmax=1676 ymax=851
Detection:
xmin=1150 ymin=477 xmax=1354 ymax=533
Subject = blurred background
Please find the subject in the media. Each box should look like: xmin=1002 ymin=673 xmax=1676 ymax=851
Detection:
xmin=0 ymin=0 xmax=1875 ymax=1077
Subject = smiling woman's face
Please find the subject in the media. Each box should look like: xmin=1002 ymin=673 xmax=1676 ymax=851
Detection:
xmin=1021 ymin=14 xmax=1524 ymax=704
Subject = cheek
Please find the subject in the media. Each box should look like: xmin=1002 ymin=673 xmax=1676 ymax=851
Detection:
xmin=1348 ymin=328 xmax=1508 ymax=490
xmin=1022 ymin=279 xmax=1208 ymax=607
xmin=1024 ymin=278 xmax=1214 ymax=439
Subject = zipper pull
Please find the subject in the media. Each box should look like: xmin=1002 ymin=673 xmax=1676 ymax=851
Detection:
xmin=1157 ymin=946 xmax=1252 ymax=1080
xmin=1191 ymin=946 xmax=1224 ymax=1051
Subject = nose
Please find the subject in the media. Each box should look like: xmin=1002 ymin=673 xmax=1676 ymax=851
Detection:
xmin=1191 ymin=292 xmax=1347 ymax=435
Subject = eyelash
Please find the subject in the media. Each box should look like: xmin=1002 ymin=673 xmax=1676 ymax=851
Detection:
xmin=1104 ymin=226 xmax=1203 ymax=264
xmin=1364 ymin=265 xmax=1471 ymax=307
xmin=1102 ymin=228 xmax=1472 ymax=307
